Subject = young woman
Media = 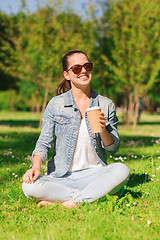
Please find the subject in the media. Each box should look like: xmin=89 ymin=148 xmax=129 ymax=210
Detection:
xmin=22 ymin=50 xmax=130 ymax=208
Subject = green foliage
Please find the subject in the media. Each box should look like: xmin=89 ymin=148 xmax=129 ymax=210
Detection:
xmin=0 ymin=90 xmax=17 ymax=111
xmin=0 ymin=0 xmax=159 ymax=118
xmin=98 ymin=0 xmax=160 ymax=125
xmin=0 ymin=3 xmax=96 ymax=113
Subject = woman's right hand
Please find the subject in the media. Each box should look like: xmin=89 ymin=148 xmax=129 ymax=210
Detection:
xmin=23 ymin=168 xmax=40 ymax=184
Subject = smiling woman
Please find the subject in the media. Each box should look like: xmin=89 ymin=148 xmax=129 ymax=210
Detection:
xmin=22 ymin=50 xmax=130 ymax=208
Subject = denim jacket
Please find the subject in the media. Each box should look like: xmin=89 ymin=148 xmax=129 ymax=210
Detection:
xmin=32 ymin=89 xmax=120 ymax=177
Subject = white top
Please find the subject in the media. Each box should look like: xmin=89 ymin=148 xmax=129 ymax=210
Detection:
xmin=68 ymin=118 xmax=103 ymax=172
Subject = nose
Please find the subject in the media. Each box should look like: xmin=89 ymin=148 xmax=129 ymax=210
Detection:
xmin=81 ymin=66 xmax=87 ymax=73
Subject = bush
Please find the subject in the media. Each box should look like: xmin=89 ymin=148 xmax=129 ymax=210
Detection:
xmin=0 ymin=90 xmax=17 ymax=111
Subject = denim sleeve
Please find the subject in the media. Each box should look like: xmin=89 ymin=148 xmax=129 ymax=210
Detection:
xmin=101 ymin=101 xmax=120 ymax=153
xmin=31 ymin=101 xmax=55 ymax=163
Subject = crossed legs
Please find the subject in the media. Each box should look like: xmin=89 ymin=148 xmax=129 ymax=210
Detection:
xmin=22 ymin=163 xmax=130 ymax=208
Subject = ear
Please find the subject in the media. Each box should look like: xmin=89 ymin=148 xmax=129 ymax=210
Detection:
xmin=63 ymin=71 xmax=70 ymax=81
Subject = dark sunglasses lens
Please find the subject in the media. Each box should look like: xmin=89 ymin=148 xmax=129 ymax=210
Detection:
xmin=84 ymin=63 xmax=93 ymax=71
xmin=72 ymin=65 xmax=82 ymax=74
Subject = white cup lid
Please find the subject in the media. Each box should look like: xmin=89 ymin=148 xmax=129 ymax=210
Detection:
xmin=86 ymin=106 xmax=101 ymax=112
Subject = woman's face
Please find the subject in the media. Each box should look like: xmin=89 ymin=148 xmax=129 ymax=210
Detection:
xmin=64 ymin=53 xmax=92 ymax=89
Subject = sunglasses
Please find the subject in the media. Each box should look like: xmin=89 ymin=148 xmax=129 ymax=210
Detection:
xmin=67 ymin=62 xmax=93 ymax=74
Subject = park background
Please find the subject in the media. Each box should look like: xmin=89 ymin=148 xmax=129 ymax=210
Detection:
xmin=0 ymin=0 xmax=160 ymax=239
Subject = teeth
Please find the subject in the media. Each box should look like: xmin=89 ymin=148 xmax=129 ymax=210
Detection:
xmin=79 ymin=75 xmax=88 ymax=78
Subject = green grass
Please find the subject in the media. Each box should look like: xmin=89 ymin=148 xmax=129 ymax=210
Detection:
xmin=0 ymin=111 xmax=160 ymax=240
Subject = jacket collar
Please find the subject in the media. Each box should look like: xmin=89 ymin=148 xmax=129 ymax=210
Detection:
xmin=64 ymin=89 xmax=99 ymax=107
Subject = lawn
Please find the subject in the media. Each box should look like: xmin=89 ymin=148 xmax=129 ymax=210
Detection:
xmin=0 ymin=111 xmax=160 ymax=240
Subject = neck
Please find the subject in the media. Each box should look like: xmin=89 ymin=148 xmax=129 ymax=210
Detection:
xmin=71 ymin=85 xmax=91 ymax=119
xmin=71 ymin=85 xmax=91 ymax=100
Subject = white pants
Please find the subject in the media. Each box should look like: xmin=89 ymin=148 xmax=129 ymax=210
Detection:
xmin=22 ymin=163 xmax=130 ymax=203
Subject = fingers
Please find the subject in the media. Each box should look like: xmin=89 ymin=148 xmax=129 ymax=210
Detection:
xmin=33 ymin=170 xmax=40 ymax=181
xmin=23 ymin=169 xmax=33 ymax=184
xmin=99 ymin=112 xmax=106 ymax=130
xmin=23 ymin=169 xmax=40 ymax=184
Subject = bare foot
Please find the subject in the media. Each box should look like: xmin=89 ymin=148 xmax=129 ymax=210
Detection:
xmin=37 ymin=200 xmax=55 ymax=208
xmin=37 ymin=199 xmax=77 ymax=208
xmin=61 ymin=199 xmax=77 ymax=208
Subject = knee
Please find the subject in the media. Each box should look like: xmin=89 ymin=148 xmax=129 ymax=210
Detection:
xmin=22 ymin=182 xmax=35 ymax=199
xmin=117 ymin=163 xmax=130 ymax=183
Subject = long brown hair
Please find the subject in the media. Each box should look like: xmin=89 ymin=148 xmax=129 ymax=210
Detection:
xmin=55 ymin=50 xmax=89 ymax=96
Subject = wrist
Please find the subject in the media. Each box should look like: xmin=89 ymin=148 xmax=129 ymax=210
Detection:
xmin=32 ymin=155 xmax=42 ymax=171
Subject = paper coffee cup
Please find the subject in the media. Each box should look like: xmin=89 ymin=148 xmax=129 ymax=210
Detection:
xmin=86 ymin=106 xmax=102 ymax=133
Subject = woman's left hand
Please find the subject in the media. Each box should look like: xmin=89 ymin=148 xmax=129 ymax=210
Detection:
xmin=99 ymin=112 xmax=106 ymax=132
xmin=99 ymin=112 xmax=114 ymax=146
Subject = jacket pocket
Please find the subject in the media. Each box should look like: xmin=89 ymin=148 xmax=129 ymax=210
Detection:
xmin=54 ymin=115 xmax=71 ymax=134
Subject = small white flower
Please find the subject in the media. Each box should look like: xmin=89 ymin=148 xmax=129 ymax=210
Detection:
xmin=157 ymin=179 xmax=159 ymax=181
xmin=146 ymin=192 xmax=149 ymax=195
xmin=22 ymin=163 xmax=26 ymax=165
xmin=152 ymin=175 xmax=156 ymax=177
xmin=134 ymin=156 xmax=137 ymax=158
xmin=158 ymin=157 xmax=160 ymax=159
xmin=6 ymin=168 xmax=10 ymax=171
xmin=15 ymin=175 xmax=18 ymax=178
xmin=12 ymin=173 xmax=15 ymax=175
xmin=132 ymin=216 xmax=134 ymax=220
xmin=147 ymin=220 xmax=151 ymax=225
xmin=124 ymin=157 xmax=127 ymax=160
xmin=133 ymin=202 xmax=137 ymax=206
xmin=151 ymin=178 xmax=154 ymax=181
xmin=145 ymin=172 xmax=148 ymax=175
xmin=126 ymin=204 xmax=130 ymax=207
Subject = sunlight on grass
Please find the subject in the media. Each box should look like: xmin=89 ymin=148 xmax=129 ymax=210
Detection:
xmin=0 ymin=111 xmax=160 ymax=240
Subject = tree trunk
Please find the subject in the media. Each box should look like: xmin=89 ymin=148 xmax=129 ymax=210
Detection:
xmin=132 ymin=94 xmax=139 ymax=130
xmin=122 ymin=96 xmax=128 ymax=124
xmin=126 ymin=93 xmax=134 ymax=125
xmin=100 ymin=69 xmax=105 ymax=95
xmin=36 ymin=102 xmax=40 ymax=113
xmin=39 ymin=86 xmax=49 ymax=128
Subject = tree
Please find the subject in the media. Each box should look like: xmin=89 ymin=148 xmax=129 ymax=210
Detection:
xmin=0 ymin=1 xmax=96 ymax=125
xmin=99 ymin=0 xmax=160 ymax=128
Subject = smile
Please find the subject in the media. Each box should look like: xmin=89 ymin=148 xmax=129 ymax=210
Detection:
xmin=78 ymin=74 xmax=89 ymax=79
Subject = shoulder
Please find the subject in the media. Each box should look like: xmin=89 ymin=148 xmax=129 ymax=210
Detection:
xmin=44 ymin=91 xmax=71 ymax=116
xmin=97 ymin=93 xmax=116 ymax=114
xmin=50 ymin=91 xmax=69 ymax=103
xmin=98 ymin=94 xmax=113 ymax=105
xmin=48 ymin=91 xmax=71 ymax=108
